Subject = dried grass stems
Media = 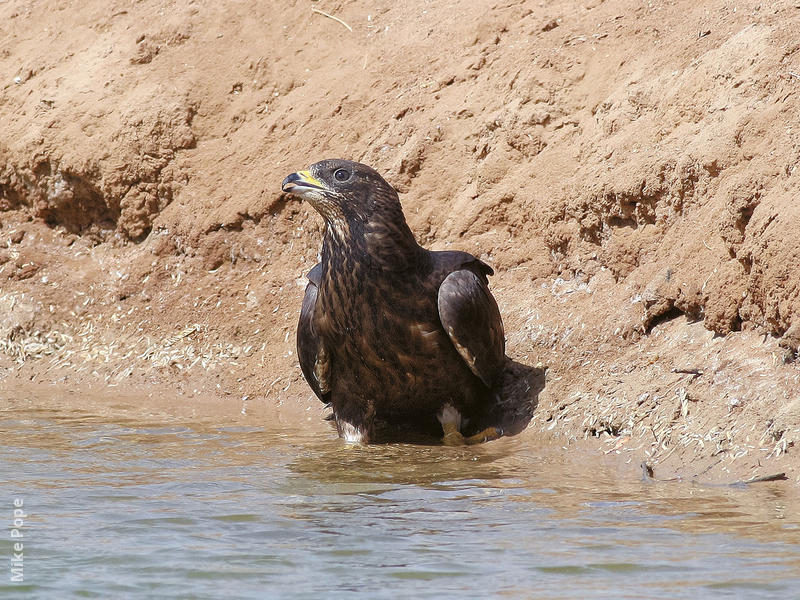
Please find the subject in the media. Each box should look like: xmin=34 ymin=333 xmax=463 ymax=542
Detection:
xmin=515 ymin=282 xmax=798 ymax=469
xmin=0 ymin=305 xmax=264 ymax=385
xmin=311 ymin=8 xmax=352 ymax=32
xmin=0 ymin=328 xmax=72 ymax=363
xmin=533 ymin=384 xmax=798 ymax=466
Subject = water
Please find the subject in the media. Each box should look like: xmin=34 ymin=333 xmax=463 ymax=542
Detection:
xmin=1 ymin=392 xmax=799 ymax=599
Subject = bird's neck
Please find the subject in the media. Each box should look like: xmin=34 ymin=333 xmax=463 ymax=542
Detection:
xmin=321 ymin=209 xmax=424 ymax=274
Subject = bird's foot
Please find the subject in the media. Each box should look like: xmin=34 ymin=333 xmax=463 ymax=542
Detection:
xmin=442 ymin=425 xmax=466 ymax=446
xmin=438 ymin=404 xmax=502 ymax=445
xmin=442 ymin=424 xmax=503 ymax=445
xmin=462 ymin=426 xmax=503 ymax=445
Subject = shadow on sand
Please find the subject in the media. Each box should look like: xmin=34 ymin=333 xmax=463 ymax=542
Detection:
xmin=482 ymin=357 xmax=545 ymax=438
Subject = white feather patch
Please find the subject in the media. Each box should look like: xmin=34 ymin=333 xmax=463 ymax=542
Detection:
xmin=437 ymin=404 xmax=462 ymax=430
xmin=338 ymin=420 xmax=364 ymax=443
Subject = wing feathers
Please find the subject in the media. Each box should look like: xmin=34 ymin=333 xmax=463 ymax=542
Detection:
xmin=438 ymin=269 xmax=505 ymax=388
xmin=297 ymin=263 xmax=331 ymax=402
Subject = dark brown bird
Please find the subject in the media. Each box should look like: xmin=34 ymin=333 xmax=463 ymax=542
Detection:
xmin=281 ymin=159 xmax=505 ymax=444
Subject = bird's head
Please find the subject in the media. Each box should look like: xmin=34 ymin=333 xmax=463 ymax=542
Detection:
xmin=281 ymin=159 xmax=397 ymax=228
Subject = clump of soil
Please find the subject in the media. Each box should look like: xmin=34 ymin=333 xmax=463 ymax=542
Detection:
xmin=1 ymin=0 xmax=798 ymax=484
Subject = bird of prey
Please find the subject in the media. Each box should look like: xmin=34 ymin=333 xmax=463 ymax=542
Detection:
xmin=281 ymin=159 xmax=505 ymax=444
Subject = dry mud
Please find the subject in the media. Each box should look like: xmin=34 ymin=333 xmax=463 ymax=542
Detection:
xmin=1 ymin=0 xmax=799 ymax=484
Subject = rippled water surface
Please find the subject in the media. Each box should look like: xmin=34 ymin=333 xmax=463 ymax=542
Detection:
xmin=1 ymin=392 xmax=799 ymax=599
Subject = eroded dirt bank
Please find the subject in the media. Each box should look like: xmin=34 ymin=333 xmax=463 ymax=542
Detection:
xmin=1 ymin=0 xmax=799 ymax=483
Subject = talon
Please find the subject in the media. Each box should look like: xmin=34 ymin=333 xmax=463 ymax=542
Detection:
xmin=463 ymin=426 xmax=503 ymax=445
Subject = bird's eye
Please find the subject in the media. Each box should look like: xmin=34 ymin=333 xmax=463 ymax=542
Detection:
xmin=334 ymin=169 xmax=350 ymax=182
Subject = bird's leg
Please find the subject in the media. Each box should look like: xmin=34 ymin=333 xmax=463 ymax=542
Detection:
xmin=438 ymin=404 xmax=502 ymax=445
xmin=438 ymin=404 xmax=465 ymax=446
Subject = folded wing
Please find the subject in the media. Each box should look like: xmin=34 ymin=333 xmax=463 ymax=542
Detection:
xmin=437 ymin=268 xmax=505 ymax=388
xmin=296 ymin=263 xmax=331 ymax=403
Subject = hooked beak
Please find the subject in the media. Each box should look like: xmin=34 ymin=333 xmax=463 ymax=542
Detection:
xmin=281 ymin=170 xmax=326 ymax=195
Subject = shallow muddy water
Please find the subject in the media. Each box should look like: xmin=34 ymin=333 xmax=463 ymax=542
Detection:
xmin=1 ymin=390 xmax=799 ymax=599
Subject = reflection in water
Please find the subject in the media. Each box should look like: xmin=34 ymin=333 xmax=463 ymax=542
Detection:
xmin=289 ymin=440 xmax=520 ymax=487
xmin=1 ymin=397 xmax=799 ymax=599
